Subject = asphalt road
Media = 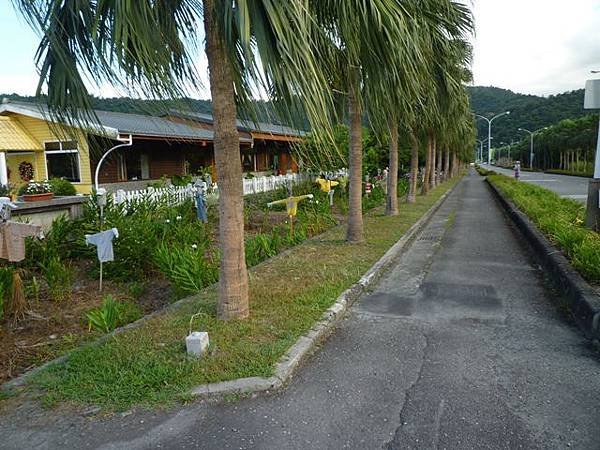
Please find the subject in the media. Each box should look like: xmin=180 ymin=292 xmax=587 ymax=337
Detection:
xmin=487 ymin=165 xmax=590 ymax=202
xmin=2 ymin=171 xmax=599 ymax=449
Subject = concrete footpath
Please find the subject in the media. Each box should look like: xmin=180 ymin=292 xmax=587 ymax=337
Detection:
xmin=1 ymin=171 xmax=600 ymax=449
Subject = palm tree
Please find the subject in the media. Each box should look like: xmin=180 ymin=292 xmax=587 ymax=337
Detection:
xmin=385 ymin=119 xmax=399 ymax=216
xmin=308 ymin=1 xmax=428 ymax=242
xmin=14 ymin=0 xmax=335 ymax=320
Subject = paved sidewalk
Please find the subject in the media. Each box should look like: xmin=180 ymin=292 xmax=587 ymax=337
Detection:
xmin=1 ymin=171 xmax=599 ymax=449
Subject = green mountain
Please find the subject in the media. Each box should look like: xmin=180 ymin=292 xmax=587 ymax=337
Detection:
xmin=468 ymin=86 xmax=591 ymax=147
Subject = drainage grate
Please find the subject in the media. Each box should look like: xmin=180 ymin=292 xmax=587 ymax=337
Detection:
xmin=418 ymin=234 xmax=441 ymax=241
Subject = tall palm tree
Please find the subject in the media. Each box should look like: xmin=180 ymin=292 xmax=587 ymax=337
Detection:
xmin=308 ymin=1 xmax=425 ymax=242
xmin=14 ymin=0 xmax=335 ymax=320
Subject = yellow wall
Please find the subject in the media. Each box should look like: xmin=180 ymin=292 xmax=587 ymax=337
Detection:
xmin=6 ymin=153 xmax=36 ymax=190
xmin=8 ymin=114 xmax=93 ymax=194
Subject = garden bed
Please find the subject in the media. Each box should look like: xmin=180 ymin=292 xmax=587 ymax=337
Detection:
xmin=0 ymin=177 xmax=456 ymax=411
xmin=0 ymin=178 xmax=386 ymax=385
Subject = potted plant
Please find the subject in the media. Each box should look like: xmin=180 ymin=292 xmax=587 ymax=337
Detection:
xmin=20 ymin=181 xmax=54 ymax=202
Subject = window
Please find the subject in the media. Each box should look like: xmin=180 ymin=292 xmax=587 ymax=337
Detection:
xmin=44 ymin=141 xmax=81 ymax=182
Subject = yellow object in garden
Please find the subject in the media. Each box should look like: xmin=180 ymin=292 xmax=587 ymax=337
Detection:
xmin=267 ymin=194 xmax=314 ymax=218
xmin=315 ymin=178 xmax=339 ymax=193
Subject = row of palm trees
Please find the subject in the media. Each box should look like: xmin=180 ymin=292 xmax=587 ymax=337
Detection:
xmin=14 ymin=0 xmax=476 ymax=321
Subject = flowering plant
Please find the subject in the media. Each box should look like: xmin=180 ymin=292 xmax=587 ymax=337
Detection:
xmin=22 ymin=180 xmax=52 ymax=195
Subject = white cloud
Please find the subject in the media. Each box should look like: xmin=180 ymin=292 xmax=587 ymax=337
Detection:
xmin=472 ymin=0 xmax=600 ymax=95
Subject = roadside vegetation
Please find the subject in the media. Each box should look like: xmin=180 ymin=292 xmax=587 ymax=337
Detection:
xmin=1 ymin=177 xmax=386 ymax=384
xmin=488 ymin=174 xmax=600 ymax=283
xmin=26 ymin=177 xmax=457 ymax=410
xmin=475 ymin=166 xmax=496 ymax=177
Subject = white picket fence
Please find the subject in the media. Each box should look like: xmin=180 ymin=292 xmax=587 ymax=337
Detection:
xmin=111 ymin=172 xmax=318 ymax=207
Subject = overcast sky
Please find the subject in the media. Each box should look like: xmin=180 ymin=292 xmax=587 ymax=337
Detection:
xmin=0 ymin=1 xmax=599 ymax=98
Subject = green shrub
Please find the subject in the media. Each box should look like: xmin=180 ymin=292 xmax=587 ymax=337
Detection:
xmin=489 ymin=174 xmax=600 ymax=283
xmin=245 ymin=232 xmax=281 ymax=266
xmin=0 ymin=267 xmax=13 ymax=321
xmin=153 ymin=244 xmax=218 ymax=295
xmin=86 ymin=295 xmax=142 ymax=333
xmin=40 ymin=256 xmax=73 ymax=302
xmin=49 ymin=178 xmax=77 ymax=196
xmin=170 ymin=174 xmax=193 ymax=187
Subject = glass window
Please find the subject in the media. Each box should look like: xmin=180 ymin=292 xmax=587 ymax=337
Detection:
xmin=46 ymin=152 xmax=80 ymax=182
xmin=44 ymin=141 xmax=81 ymax=182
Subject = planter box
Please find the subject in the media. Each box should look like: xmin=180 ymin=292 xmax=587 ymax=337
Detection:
xmin=23 ymin=192 xmax=54 ymax=202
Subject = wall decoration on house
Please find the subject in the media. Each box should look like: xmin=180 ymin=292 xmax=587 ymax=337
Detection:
xmin=18 ymin=161 xmax=34 ymax=182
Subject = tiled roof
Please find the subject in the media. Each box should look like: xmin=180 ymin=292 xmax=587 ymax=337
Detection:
xmin=167 ymin=109 xmax=306 ymax=137
xmin=0 ymin=101 xmax=217 ymax=142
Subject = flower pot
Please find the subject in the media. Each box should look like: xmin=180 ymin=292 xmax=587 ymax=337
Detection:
xmin=23 ymin=192 xmax=54 ymax=202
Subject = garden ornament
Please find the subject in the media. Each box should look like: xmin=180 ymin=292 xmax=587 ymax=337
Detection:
xmin=0 ymin=197 xmax=17 ymax=222
xmin=267 ymin=194 xmax=314 ymax=235
xmin=85 ymin=227 xmax=119 ymax=292
xmin=194 ymin=180 xmax=208 ymax=223
xmin=186 ymin=312 xmax=209 ymax=357
xmin=0 ymin=221 xmax=43 ymax=262
xmin=315 ymin=177 xmax=339 ymax=193
xmin=365 ymin=175 xmax=373 ymax=196
xmin=316 ymin=177 xmax=339 ymax=206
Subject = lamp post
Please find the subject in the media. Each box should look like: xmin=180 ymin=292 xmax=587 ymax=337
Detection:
xmin=517 ymin=127 xmax=547 ymax=169
xmin=476 ymin=138 xmax=491 ymax=163
xmin=475 ymin=111 xmax=510 ymax=166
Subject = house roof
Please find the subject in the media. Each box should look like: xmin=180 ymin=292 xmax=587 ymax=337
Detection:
xmin=0 ymin=100 xmax=230 ymax=143
xmin=0 ymin=116 xmax=42 ymax=151
xmin=167 ymin=109 xmax=307 ymax=138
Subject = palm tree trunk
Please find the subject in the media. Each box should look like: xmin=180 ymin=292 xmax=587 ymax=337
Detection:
xmin=408 ymin=130 xmax=419 ymax=203
xmin=204 ymin=0 xmax=249 ymax=320
xmin=429 ymin=135 xmax=437 ymax=189
xmin=385 ymin=120 xmax=399 ymax=216
xmin=436 ymin=146 xmax=442 ymax=185
xmin=443 ymin=147 xmax=450 ymax=181
xmin=452 ymin=151 xmax=459 ymax=177
xmin=346 ymin=71 xmax=364 ymax=243
xmin=421 ymin=131 xmax=432 ymax=195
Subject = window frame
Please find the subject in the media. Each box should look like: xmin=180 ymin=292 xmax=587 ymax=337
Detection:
xmin=43 ymin=140 xmax=82 ymax=184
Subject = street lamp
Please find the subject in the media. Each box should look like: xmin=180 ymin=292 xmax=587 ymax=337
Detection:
xmin=517 ymin=127 xmax=547 ymax=169
xmin=475 ymin=111 xmax=510 ymax=166
xmin=476 ymin=137 xmax=491 ymax=163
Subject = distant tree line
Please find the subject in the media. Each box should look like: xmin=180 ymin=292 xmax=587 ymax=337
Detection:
xmin=496 ymin=114 xmax=598 ymax=175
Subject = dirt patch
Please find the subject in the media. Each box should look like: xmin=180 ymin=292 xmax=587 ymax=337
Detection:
xmin=0 ymin=262 xmax=173 ymax=384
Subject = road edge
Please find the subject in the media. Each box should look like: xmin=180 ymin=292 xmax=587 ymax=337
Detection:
xmin=190 ymin=179 xmax=462 ymax=399
xmin=486 ymin=178 xmax=600 ymax=341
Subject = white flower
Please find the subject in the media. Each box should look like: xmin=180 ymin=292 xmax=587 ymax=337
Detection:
xmin=315 ymin=200 xmax=319 ymax=204
xmin=191 ymin=244 xmax=198 ymax=249
xmin=176 ymin=215 xmax=182 ymax=221
xmin=165 ymin=219 xmax=171 ymax=224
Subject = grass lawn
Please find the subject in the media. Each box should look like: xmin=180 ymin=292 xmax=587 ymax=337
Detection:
xmin=27 ymin=178 xmax=460 ymax=411
xmin=488 ymin=174 xmax=600 ymax=283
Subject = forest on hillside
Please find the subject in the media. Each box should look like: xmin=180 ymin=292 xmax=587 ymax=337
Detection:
xmin=468 ymin=86 xmax=591 ymax=146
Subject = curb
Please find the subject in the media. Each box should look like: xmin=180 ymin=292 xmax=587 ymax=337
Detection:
xmin=486 ymin=179 xmax=600 ymax=341
xmin=189 ymin=180 xmax=461 ymax=399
